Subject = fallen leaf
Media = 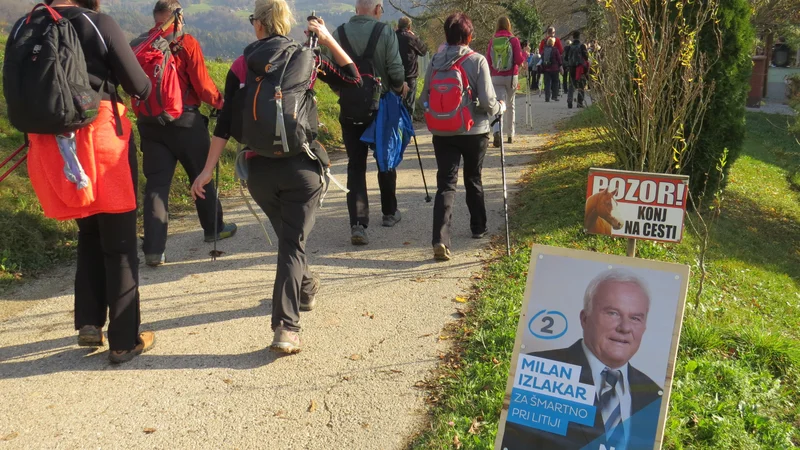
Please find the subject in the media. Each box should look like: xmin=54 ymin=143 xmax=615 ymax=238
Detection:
xmin=188 ymin=332 xmax=199 ymax=335
xmin=492 ymin=357 xmax=500 ymax=365
xmin=0 ymin=432 xmax=18 ymax=441
xmin=308 ymin=400 xmax=318 ymax=413
xmin=447 ymin=421 xmax=455 ymax=427
xmin=222 ymin=379 xmax=233 ymax=384
xmin=274 ymin=410 xmax=288 ymax=418
xmin=471 ymin=273 xmax=484 ymax=280
xmin=390 ymin=369 xmax=403 ymax=374
xmin=468 ymin=418 xmax=484 ymax=434
xmin=349 ymin=354 xmax=362 ymax=361
xmin=361 ymin=422 xmax=371 ymax=429
xmin=455 ymin=308 xmax=466 ymax=317
xmin=143 ymin=428 xmax=156 ymax=434
xmin=438 ymin=335 xmax=449 ymax=341
xmin=419 ymin=333 xmax=434 ymax=338
xmin=453 ymin=434 xmax=462 ymax=449
xmin=403 ymin=241 xmax=411 ymax=246
xmin=362 ymin=312 xmax=375 ymax=319
xmin=454 ymin=296 xmax=468 ymax=303
xmin=412 ymin=277 xmax=426 ymax=283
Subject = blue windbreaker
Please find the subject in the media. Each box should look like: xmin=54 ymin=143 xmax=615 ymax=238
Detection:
xmin=361 ymin=92 xmax=414 ymax=172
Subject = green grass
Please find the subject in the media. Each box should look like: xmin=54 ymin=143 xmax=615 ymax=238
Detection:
xmin=0 ymin=39 xmax=343 ymax=289
xmin=411 ymin=107 xmax=800 ymax=449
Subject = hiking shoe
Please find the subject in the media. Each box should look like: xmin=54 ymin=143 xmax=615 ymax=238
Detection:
xmin=300 ymin=275 xmax=321 ymax=312
xmin=472 ymin=229 xmax=489 ymax=239
xmin=271 ymin=326 xmax=302 ymax=354
xmin=493 ymin=132 xmax=501 ymax=148
xmin=351 ymin=224 xmax=369 ymax=245
xmin=109 ymin=331 xmax=155 ymax=364
xmin=433 ymin=243 xmax=452 ymax=261
xmin=145 ymin=253 xmax=165 ymax=267
xmin=204 ymin=223 xmax=238 ymax=243
xmin=507 ymin=136 xmax=513 ymax=144
xmin=78 ymin=325 xmax=104 ymax=347
xmin=382 ymin=210 xmax=402 ymax=227
xmin=567 ymin=102 xmax=573 ymax=109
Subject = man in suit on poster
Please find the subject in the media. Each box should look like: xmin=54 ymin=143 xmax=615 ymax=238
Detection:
xmin=502 ymin=269 xmax=663 ymax=450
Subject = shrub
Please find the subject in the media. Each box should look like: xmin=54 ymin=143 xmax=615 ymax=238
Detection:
xmin=683 ymin=0 xmax=755 ymax=199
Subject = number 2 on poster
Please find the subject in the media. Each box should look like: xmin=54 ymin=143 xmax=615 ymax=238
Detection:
xmin=528 ymin=309 xmax=568 ymax=340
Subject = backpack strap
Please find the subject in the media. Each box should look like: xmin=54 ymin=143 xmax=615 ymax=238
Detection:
xmin=452 ymin=51 xmax=475 ymax=92
xmin=336 ymin=25 xmax=355 ymax=58
xmin=79 ymin=11 xmax=124 ymax=136
xmin=363 ymin=22 xmax=386 ymax=60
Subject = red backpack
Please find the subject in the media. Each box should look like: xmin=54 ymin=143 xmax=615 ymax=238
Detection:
xmin=424 ymin=52 xmax=475 ymax=135
xmin=130 ymin=34 xmax=183 ymax=125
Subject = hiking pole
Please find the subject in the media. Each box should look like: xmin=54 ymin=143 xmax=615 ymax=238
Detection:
xmin=208 ymin=109 xmax=223 ymax=261
xmin=493 ymin=114 xmax=511 ymax=257
xmin=132 ymin=7 xmax=182 ymax=56
xmin=0 ymin=142 xmax=28 ymax=184
xmin=412 ymin=135 xmax=432 ymax=203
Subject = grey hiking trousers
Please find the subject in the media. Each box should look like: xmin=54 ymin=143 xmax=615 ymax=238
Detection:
xmin=491 ymin=75 xmax=518 ymax=139
xmin=247 ymin=154 xmax=323 ymax=332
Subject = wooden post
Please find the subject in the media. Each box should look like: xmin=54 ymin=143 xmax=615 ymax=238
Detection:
xmin=763 ymin=32 xmax=773 ymax=98
xmin=627 ymin=238 xmax=637 ymax=258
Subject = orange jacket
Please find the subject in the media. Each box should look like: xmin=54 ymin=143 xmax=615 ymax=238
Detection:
xmin=27 ymin=101 xmax=136 ymax=221
xmin=159 ymin=30 xmax=223 ymax=109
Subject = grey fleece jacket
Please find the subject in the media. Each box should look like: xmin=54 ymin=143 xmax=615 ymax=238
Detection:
xmin=420 ymin=45 xmax=502 ymax=136
xmin=331 ymin=15 xmax=406 ymax=92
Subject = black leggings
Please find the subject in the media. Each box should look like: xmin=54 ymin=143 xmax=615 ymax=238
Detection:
xmin=73 ymin=135 xmax=141 ymax=352
xmin=246 ymin=154 xmax=323 ymax=332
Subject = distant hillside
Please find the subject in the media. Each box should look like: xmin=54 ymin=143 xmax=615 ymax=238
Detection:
xmin=0 ymin=0 xmax=405 ymax=58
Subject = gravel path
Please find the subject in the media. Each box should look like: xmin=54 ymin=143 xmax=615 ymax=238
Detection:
xmin=0 ymin=93 xmax=576 ymax=449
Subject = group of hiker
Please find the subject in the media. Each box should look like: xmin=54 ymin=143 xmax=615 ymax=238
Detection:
xmin=2 ymin=0 xmax=590 ymax=361
xmin=522 ymin=26 xmax=596 ymax=109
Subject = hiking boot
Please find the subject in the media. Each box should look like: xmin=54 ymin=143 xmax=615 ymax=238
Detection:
xmin=300 ymin=275 xmax=321 ymax=312
xmin=493 ymin=132 xmax=501 ymax=148
xmin=271 ymin=326 xmax=302 ymax=354
xmin=351 ymin=224 xmax=369 ymax=246
xmin=145 ymin=253 xmax=165 ymax=267
xmin=109 ymin=331 xmax=155 ymax=364
xmin=382 ymin=210 xmax=402 ymax=227
xmin=204 ymin=223 xmax=238 ymax=243
xmin=472 ymin=229 xmax=489 ymax=239
xmin=567 ymin=102 xmax=573 ymax=109
xmin=507 ymin=136 xmax=513 ymax=144
xmin=78 ymin=325 xmax=104 ymax=347
xmin=433 ymin=243 xmax=452 ymax=261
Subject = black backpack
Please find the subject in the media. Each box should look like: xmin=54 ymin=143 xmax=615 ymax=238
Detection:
xmin=241 ymin=36 xmax=317 ymax=158
xmin=3 ymin=3 xmax=101 ymax=135
xmin=336 ymin=22 xmax=386 ymax=126
xmin=542 ymin=46 xmax=553 ymax=66
xmin=568 ymin=42 xmax=585 ymax=68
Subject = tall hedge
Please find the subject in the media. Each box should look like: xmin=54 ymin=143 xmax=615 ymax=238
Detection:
xmin=684 ymin=0 xmax=755 ymax=199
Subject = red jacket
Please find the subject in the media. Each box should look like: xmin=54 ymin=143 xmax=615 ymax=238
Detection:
xmin=28 ymin=101 xmax=136 ymax=221
xmin=487 ymin=30 xmax=526 ymax=77
xmin=539 ymin=37 xmax=564 ymax=55
xmin=155 ymin=29 xmax=223 ymax=110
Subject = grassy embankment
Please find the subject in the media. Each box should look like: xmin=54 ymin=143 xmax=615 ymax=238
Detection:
xmin=0 ymin=34 xmax=342 ymax=287
xmin=412 ymin=107 xmax=800 ymax=449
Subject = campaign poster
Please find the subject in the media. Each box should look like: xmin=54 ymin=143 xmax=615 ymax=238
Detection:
xmin=495 ymin=245 xmax=690 ymax=450
xmin=584 ymin=168 xmax=690 ymax=243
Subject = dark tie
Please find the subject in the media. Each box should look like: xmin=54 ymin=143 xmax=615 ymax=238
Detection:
xmin=599 ymin=368 xmax=624 ymax=446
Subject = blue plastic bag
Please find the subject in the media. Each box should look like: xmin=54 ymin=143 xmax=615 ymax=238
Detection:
xmin=361 ymin=92 xmax=414 ymax=173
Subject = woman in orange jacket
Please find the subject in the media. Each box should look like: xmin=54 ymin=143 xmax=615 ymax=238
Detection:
xmin=11 ymin=0 xmax=155 ymax=363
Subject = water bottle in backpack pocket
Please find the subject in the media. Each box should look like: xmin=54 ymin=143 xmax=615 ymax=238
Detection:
xmin=423 ymin=52 xmax=475 ymax=135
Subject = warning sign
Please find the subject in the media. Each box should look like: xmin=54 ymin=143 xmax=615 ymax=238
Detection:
xmin=584 ymin=169 xmax=689 ymax=243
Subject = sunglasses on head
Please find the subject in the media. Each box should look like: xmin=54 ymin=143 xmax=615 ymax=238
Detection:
xmin=377 ymin=3 xmax=384 ymax=13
